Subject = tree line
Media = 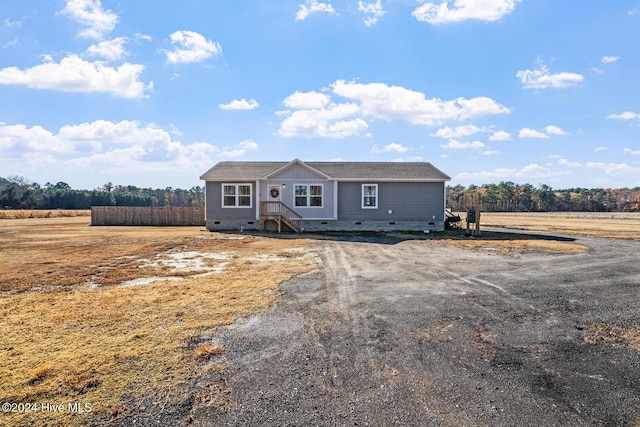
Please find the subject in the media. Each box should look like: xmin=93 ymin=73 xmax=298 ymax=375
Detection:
xmin=3 ymin=176 xmax=639 ymax=212
xmin=0 ymin=176 xmax=204 ymax=210
xmin=447 ymin=182 xmax=640 ymax=212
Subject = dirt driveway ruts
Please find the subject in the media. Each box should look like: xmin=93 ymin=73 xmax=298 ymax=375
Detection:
xmin=136 ymin=231 xmax=640 ymax=426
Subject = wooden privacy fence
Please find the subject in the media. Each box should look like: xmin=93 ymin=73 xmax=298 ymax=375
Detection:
xmin=91 ymin=206 xmax=205 ymax=226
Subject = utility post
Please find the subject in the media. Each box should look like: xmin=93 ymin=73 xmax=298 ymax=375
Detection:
xmin=466 ymin=207 xmax=481 ymax=237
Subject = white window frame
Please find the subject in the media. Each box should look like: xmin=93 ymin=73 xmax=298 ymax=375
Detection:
xmin=294 ymin=184 xmax=323 ymax=208
xmin=362 ymin=184 xmax=378 ymax=209
xmin=221 ymin=183 xmax=252 ymax=208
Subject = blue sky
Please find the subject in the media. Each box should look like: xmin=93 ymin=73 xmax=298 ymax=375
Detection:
xmin=1 ymin=0 xmax=639 ymax=189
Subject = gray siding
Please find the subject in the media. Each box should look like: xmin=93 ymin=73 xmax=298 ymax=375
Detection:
xmin=338 ymin=182 xmax=444 ymax=221
xmin=205 ymin=181 xmax=256 ymax=221
xmin=262 ymin=164 xmax=335 ymax=219
xmin=268 ymin=163 xmax=327 ymax=181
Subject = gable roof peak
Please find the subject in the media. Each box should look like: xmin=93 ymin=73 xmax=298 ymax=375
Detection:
xmin=263 ymin=158 xmax=331 ymax=179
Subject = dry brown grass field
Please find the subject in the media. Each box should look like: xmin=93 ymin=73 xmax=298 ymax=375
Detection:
xmin=430 ymin=238 xmax=589 ymax=256
xmin=430 ymin=212 xmax=639 ymax=254
xmin=1 ymin=213 xmax=638 ymax=425
xmin=0 ymin=217 xmax=316 ymax=426
xmin=471 ymin=211 xmax=640 ymax=241
xmin=0 ymin=209 xmax=91 ymax=219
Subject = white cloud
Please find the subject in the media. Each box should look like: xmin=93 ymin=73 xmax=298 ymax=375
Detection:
xmin=624 ymin=148 xmax=640 ymax=155
xmin=481 ymin=150 xmax=499 ymax=156
xmin=0 ymin=119 xmax=249 ymax=186
xmin=169 ymin=124 xmax=182 ymax=136
xmin=331 ymin=80 xmax=510 ymax=125
xmin=135 ymin=33 xmax=152 ymax=42
xmin=519 ymin=128 xmax=549 ymax=139
xmin=278 ymin=80 xmax=509 ymax=138
xmin=391 ymin=156 xmax=424 ymax=162
xmin=607 ymin=111 xmax=639 ymax=120
xmin=0 ymin=120 xmax=215 ymax=163
xmin=326 ymin=118 xmax=369 ymax=138
xmin=283 ymin=91 xmax=330 ymax=109
xmin=587 ymin=162 xmax=640 ymax=174
xmin=455 ymin=163 xmax=553 ymax=182
xmin=296 ymin=0 xmax=337 ymax=21
xmin=220 ymin=139 xmax=260 ymax=157
xmin=544 ymin=125 xmax=568 ymax=136
xmin=359 ymin=0 xmax=385 ymax=26
xmin=558 ymin=158 xmax=581 ymax=167
xmin=412 ymin=0 xmax=521 ymax=24
xmin=219 ymin=98 xmax=259 ymax=111
xmin=0 ymin=122 xmax=65 ymax=153
xmin=0 ymin=54 xmax=152 ymax=98
xmin=3 ymin=37 xmax=18 ymax=49
xmin=432 ymin=124 xmax=483 ymax=139
xmin=516 ymin=61 xmax=584 ymax=89
xmin=4 ymin=18 xmax=22 ymax=28
xmin=591 ymin=67 xmax=604 ymax=75
xmin=86 ymin=37 xmax=128 ymax=61
xmin=516 ymin=163 xmax=550 ymax=178
xmin=164 ymin=31 xmax=221 ymax=64
xmin=238 ymin=139 xmax=259 ymax=151
xmin=455 ymin=168 xmax=515 ymax=181
xmin=595 ymin=146 xmax=608 ymax=152
xmin=440 ymin=139 xmax=484 ymax=149
xmin=518 ymin=126 xmax=566 ymax=139
xmin=58 ymin=0 xmax=119 ymax=39
xmin=489 ymin=130 xmax=511 ymax=141
xmin=601 ymin=55 xmax=620 ymax=63
xmin=58 ymin=120 xmax=171 ymax=147
xmin=371 ymin=142 xmax=410 ymax=153
xmin=278 ymin=102 xmax=367 ymax=138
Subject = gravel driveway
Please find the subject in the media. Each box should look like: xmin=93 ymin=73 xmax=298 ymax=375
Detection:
xmin=119 ymin=231 xmax=640 ymax=426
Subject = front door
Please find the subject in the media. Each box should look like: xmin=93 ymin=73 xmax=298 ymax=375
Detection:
xmin=267 ymin=185 xmax=281 ymax=213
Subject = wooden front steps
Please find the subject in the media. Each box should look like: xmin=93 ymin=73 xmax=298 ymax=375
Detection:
xmin=259 ymin=201 xmax=303 ymax=233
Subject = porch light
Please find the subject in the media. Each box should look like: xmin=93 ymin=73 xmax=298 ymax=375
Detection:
xmin=282 ymin=183 xmax=286 ymax=189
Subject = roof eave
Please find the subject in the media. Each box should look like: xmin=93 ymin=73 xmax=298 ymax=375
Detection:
xmin=335 ymin=177 xmax=450 ymax=182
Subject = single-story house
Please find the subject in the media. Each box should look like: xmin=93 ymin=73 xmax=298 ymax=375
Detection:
xmin=199 ymin=159 xmax=451 ymax=232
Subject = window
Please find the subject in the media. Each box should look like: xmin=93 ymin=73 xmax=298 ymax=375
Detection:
xmin=295 ymin=185 xmax=307 ymax=207
xmin=362 ymin=184 xmax=378 ymax=209
xmin=310 ymin=185 xmax=322 ymax=207
xmin=222 ymin=184 xmax=252 ymax=207
xmin=238 ymin=185 xmax=251 ymax=206
xmin=295 ymin=184 xmax=323 ymax=207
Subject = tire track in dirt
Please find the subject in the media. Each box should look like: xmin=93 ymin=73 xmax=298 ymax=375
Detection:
xmin=313 ymin=241 xmax=452 ymax=425
xmin=175 ymin=233 xmax=640 ymax=427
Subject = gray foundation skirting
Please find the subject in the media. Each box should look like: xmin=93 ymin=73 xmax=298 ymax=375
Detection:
xmin=206 ymin=219 xmax=444 ymax=232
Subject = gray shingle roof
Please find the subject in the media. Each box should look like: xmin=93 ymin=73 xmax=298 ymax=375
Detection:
xmin=200 ymin=160 xmax=450 ymax=181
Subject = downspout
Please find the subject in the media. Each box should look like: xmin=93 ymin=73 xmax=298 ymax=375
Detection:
xmin=443 ymin=181 xmax=447 ymax=221
xmin=203 ymin=180 xmax=207 ymax=227
xmin=255 ymin=180 xmax=260 ymax=220
xmin=334 ymin=181 xmax=338 ymax=220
